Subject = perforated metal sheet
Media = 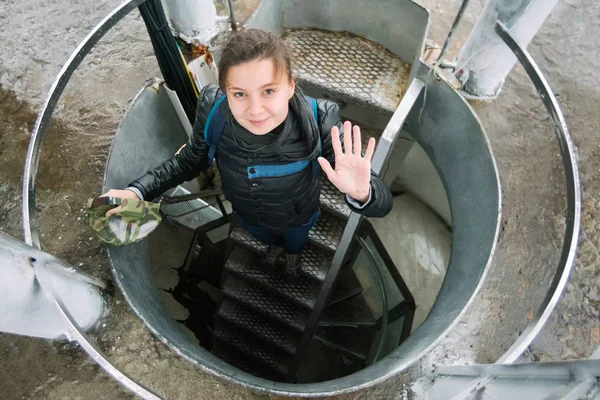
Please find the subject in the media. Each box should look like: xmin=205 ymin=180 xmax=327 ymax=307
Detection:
xmin=225 ymin=247 xmax=320 ymax=309
xmin=160 ymin=186 xmax=222 ymax=230
xmin=218 ymin=299 xmax=300 ymax=355
xmin=222 ymin=276 xmax=309 ymax=332
xmin=214 ymin=321 xmax=290 ymax=375
xmin=230 ymin=228 xmax=330 ymax=282
xmin=309 ymin=212 xmax=345 ymax=253
xmin=285 ymin=29 xmax=410 ymax=113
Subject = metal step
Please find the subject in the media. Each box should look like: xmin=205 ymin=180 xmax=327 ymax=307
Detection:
xmin=221 ymin=275 xmax=309 ymax=332
xmin=217 ymin=298 xmax=300 ymax=355
xmin=160 ymin=185 xmax=223 ymax=231
xmin=284 ymin=28 xmax=410 ymax=114
xmin=319 ymin=176 xmax=351 ymax=219
xmin=315 ymin=325 xmax=374 ymax=361
xmin=212 ymin=341 xmax=284 ymax=381
xmin=230 ymin=228 xmax=330 ymax=282
xmin=308 ymin=211 xmax=345 ymax=253
xmin=225 ymin=246 xmax=320 ymax=310
xmin=329 ymin=267 xmax=364 ymax=307
xmin=213 ymin=320 xmax=291 ymax=375
xmin=230 ymin=210 xmax=345 ymax=254
xmin=322 ymin=290 xmax=376 ymax=326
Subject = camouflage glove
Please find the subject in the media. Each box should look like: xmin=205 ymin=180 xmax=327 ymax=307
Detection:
xmin=88 ymin=196 xmax=162 ymax=246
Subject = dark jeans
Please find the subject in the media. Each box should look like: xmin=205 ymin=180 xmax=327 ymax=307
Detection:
xmin=236 ymin=209 xmax=321 ymax=254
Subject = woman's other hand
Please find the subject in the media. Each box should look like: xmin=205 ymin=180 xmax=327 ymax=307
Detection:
xmin=99 ymin=189 xmax=140 ymax=217
xmin=318 ymin=121 xmax=375 ymax=204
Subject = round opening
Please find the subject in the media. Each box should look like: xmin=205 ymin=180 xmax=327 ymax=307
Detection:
xmin=104 ymin=66 xmax=499 ymax=394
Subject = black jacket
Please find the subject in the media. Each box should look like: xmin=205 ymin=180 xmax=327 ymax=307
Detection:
xmin=129 ymin=84 xmax=393 ymax=232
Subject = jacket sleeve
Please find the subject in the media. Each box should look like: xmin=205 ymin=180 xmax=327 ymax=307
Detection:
xmin=317 ymin=99 xmax=393 ymax=218
xmin=128 ymin=84 xmax=222 ymax=200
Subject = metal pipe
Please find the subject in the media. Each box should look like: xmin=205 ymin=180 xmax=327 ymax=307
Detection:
xmin=0 ymin=233 xmax=106 ymax=340
xmin=226 ymin=0 xmax=238 ymax=31
xmin=436 ymin=0 xmax=470 ymax=66
xmin=34 ymin=262 xmax=163 ymax=400
xmin=454 ymin=0 xmax=560 ymax=98
xmin=160 ymin=0 xmax=220 ymax=43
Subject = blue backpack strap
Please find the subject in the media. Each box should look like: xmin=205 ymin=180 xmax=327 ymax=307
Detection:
xmin=303 ymin=95 xmax=322 ymax=158
xmin=203 ymin=95 xmax=227 ymax=166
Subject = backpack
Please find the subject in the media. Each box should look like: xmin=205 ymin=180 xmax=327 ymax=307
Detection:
xmin=203 ymin=95 xmax=321 ymax=170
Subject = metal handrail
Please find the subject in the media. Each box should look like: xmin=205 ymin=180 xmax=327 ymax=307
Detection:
xmin=435 ymin=21 xmax=581 ymax=400
xmin=358 ymin=237 xmax=389 ymax=364
xmin=285 ymin=79 xmax=425 ymax=381
xmin=434 ymin=22 xmax=581 ymax=398
xmin=33 ymin=261 xmax=163 ymax=400
xmin=160 ymin=188 xmax=224 ymax=204
xmin=494 ymin=20 xmax=580 ymax=364
xmin=20 ymin=1 xmax=163 ymax=399
xmin=22 ymin=0 xmax=148 ymax=249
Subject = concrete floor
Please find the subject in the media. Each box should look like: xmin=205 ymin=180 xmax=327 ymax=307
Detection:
xmin=1 ymin=0 xmax=599 ymax=399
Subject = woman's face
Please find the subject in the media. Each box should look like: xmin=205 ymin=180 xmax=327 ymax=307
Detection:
xmin=225 ymin=58 xmax=295 ymax=135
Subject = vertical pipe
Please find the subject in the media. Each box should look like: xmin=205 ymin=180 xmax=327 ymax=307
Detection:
xmin=455 ymin=0 xmax=559 ymax=98
xmin=161 ymin=0 xmax=220 ymax=43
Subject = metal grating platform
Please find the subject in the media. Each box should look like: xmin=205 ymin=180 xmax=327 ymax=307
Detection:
xmin=230 ymin=228 xmax=330 ymax=282
xmin=225 ymin=247 xmax=320 ymax=309
xmin=221 ymin=275 xmax=309 ymax=332
xmin=160 ymin=185 xmax=222 ymax=230
xmin=218 ymin=298 xmax=300 ymax=355
xmin=214 ymin=321 xmax=291 ymax=375
xmin=284 ymin=28 xmax=411 ymax=113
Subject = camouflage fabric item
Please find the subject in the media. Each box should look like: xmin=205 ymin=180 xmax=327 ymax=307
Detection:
xmin=88 ymin=196 xmax=162 ymax=246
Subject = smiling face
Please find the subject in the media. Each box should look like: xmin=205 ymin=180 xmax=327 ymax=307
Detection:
xmin=225 ymin=58 xmax=295 ymax=135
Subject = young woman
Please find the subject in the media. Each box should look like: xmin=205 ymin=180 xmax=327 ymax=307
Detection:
xmin=103 ymin=29 xmax=393 ymax=281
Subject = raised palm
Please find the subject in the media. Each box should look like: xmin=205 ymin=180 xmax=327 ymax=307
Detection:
xmin=318 ymin=121 xmax=376 ymax=203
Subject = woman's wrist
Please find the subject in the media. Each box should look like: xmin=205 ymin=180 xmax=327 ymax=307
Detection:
xmin=348 ymin=187 xmax=370 ymax=204
xmin=125 ymin=187 xmax=143 ymax=200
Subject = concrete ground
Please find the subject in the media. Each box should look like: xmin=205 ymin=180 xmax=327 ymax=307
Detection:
xmin=1 ymin=0 xmax=599 ymax=398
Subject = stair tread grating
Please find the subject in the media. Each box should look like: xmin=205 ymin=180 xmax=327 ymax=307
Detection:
xmin=284 ymin=28 xmax=411 ymax=113
xmin=222 ymin=275 xmax=309 ymax=332
xmin=214 ymin=320 xmax=291 ymax=375
xmin=160 ymin=185 xmax=223 ymax=230
xmin=212 ymin=341 xmax=284 ymax=381
xmin=218 ymin=298 xmax=300 ymax=355
xmin=309 ymin=211 xmax=345 ymax=253
xmin=230 ymin=228 xmax=330 ymax=282
xmin=319 ymin=176 xmax=351 ymax=219
xmin=225 ymin=246 xmax=320 ymax=309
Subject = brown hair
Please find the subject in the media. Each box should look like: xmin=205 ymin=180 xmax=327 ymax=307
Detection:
xmin=217 ymin=29 xmax=293 ymax=90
